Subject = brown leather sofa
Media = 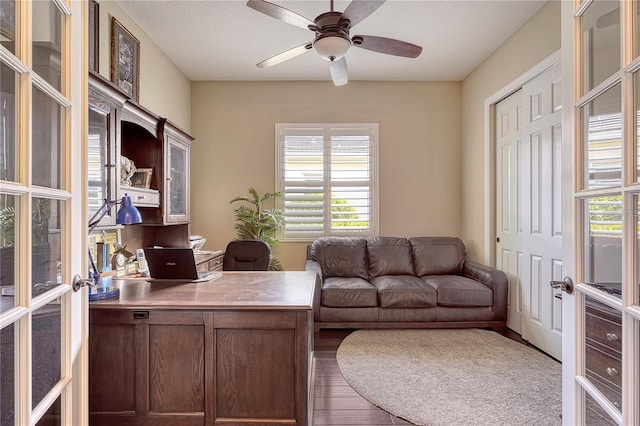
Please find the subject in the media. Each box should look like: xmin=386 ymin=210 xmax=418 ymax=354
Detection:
xmin=305 ymin=236 xmax=508 ymax=332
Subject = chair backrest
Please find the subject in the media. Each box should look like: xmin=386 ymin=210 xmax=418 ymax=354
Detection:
xmin=223 ymin=239 xmax=271 ymax=271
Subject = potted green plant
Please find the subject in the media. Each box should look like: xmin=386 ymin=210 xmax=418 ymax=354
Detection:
xmin=230 ymin=188 xmax=285 ymax=271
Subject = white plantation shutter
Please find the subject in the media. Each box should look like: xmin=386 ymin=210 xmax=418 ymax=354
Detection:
xmin=276 ymin=124 xmax=378 ymax=241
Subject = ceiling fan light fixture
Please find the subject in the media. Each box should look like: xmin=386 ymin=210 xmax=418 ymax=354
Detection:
xmin=313 ymin=34 xmax=352 ymax=61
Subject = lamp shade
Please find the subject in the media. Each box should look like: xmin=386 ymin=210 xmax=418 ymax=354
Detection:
xmin=116 ymin=194 xmax=142 ymax=225
xmin=313 ymin=35 xmax=351 ymax=61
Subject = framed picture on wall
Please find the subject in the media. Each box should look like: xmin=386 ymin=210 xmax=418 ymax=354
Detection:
xmin=111 ymin=17 xmax=139 ymax=101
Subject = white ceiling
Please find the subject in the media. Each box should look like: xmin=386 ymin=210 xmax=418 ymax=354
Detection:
xmin=117 ymin=0 xmax=547 ymax=83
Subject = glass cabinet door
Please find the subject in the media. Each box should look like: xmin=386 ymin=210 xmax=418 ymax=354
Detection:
xmin=88 ymin=74 xmax=127 ymax=227
xmin=88 ymin=106 xmax=114 ymax=226
xmin=163 ymin=122 xmax=192 ymax=224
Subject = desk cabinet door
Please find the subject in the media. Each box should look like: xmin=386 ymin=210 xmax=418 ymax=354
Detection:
xmin=89 ymin=310 xmax=205 ymax=426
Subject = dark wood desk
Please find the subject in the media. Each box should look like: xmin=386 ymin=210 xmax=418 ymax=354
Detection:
xmin=89 ymin=271 xmax=318 ymax=426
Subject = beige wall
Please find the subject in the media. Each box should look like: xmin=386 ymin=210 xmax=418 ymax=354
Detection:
xmin=96 ymin=1 xmax=191 ymax=131
xmin=190 ymin=81 xmax=462 ymax=270
xmin=460 ymin=1 xmax=561 ymax=263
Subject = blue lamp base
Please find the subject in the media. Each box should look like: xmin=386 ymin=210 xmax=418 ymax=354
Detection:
xmin=89 ymin=286 xmax=120 ymax=301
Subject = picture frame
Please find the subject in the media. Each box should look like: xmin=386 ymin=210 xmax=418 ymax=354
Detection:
xmin=89 ymin=0 xmax=99 ymax=72
xmin=0 ymin=0 xmax=15 ymax=41
xmin=130 ymin=168 xmax=152 ymax=189
xmin=110 ymin=17 xmax=139 ymax=101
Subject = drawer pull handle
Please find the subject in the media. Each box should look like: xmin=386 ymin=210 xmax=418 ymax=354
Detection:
xmin=606 ymin=367 xmax=618 ymax=377
xmin=606 ymin=333 xmax=619 ymax=342
xmin=133 ymin=311 xmax=149 ymax=320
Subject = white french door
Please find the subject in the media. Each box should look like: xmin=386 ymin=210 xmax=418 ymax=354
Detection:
xmin=0 ymin=1 xmax=87 ymax=425
xmin=562 ymin=0 xmax=640 ymax=424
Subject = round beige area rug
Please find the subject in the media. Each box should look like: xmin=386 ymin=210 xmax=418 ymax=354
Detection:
xmin=336 ymin=328 xmax=561 ymax=426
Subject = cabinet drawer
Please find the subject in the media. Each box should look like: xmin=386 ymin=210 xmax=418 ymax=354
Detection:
xmin=209 ymin=255 xmax=223 ymax=271
xmin=585 ymin=304 xmax=622 ymax=353
xmin=120 ymin=186 xmax=160 ymax=207
xmin=585 ymin=343 xmax=622 ymax=390
xmin=195 ymin=252 xmax=224 ymax=272
xmin=90 ymin=309 xmax=203 ymax=325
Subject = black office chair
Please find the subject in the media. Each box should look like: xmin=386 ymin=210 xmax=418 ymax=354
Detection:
xmin=222 ymin=239 xmax=271 ymax=271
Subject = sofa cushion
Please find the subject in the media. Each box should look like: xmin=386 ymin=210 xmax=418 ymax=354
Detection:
xmin=421 ymin=275 xmax=493 ymax=307
xmin=370 ymin=275 xmax=437 ymax=308
xmin=321 ymin=277 xmax=378 ymax=308
xmin=310 ymin=237 xmax=368 ymax=279
xmin=367 ymin=236 xmax=414 ymax=278
xmin=409 ymin=237 xmax=466 ymax=276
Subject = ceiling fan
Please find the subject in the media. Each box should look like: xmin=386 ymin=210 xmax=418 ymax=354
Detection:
xmin=246 ymin=0 xmax=422 ymax=86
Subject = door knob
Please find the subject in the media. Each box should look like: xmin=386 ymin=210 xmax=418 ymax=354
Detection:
xmin=550 ymin=276 xmax=573 ymax=294
xmin=72 ymin=274 xmax=96 ymax=292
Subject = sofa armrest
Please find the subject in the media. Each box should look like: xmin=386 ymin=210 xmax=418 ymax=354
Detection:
xmin=305 ymin=260 xmax=323 ymax=321
xmin=463 ymin=261 xmax=508 ymax=321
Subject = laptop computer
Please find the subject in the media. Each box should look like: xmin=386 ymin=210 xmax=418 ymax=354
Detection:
xmin=144 ymin=247 xmax=220 ymax=282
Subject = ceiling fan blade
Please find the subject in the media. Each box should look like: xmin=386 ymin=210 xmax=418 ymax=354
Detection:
xmin=329 ymin=57 xmax=348 ymax=86
xmin=353 ymin=35 xmax=422 ymax=58
xmin=341 ymin=0 xmax=386 ymax=27
xmin=247 ymin=0 xmax=315 ymax=31
xmin=257 ymin=43 xmax=313 ymax=68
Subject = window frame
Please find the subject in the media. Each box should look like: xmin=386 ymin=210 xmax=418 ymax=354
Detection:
xmin=275 ymin=123 xmax=379 ymax=242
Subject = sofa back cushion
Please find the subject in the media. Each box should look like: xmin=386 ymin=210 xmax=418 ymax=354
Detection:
xmin=310 ymin=237 xmax=368 ymax=279
xmin=409 ymin=237 xmax=466 ymax=276
xmin=367 ymin=236 xmax=414 ymax=278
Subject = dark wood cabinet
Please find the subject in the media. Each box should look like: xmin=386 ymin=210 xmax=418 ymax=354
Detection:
xmin=89 ymin=272 xmax=316 ymax=426
xmin=88 ymin=74 xmax=196 ymax=250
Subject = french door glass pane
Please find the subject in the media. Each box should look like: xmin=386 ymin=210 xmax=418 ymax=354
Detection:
xmin=581 ymin=1 xmax=621 ymax=93
xmin=584 ymin=295 xmax=622 ymax=413
xmin=585 ymin=391 xmax=618 ymax=425
xmin=32 ymin=198 xmax=61 ymax=294
xmin=0 ymin=322 xmax=15 ymax=426
xmin=635 ymin=72 xmax=640 ymax=182
xmin=0 ymin=61 xmax=17 ymax=182
xmin=32 ymin=0 xmax=62 ymax=92
xmin=32 ymin=86 xmax=63 ymax=189
xmin=0 ymin=194 xmax=16 ymax=313
xmin=583 ymin=196 xmax=623 ymax=294
xmin=0 ymin=0 xmax=16 ymax=54
xmin=637 ymin=196 xmax=640 ymax=305
xmin=637 ymin=1 xmax=640 ymax=59
xmin=36 ymin=395 xmax=61 ymax=426
xmin=583 ymin=83 xmax=622 ymax=189
xmin=32 ymin=299 xmax=61 ymax=409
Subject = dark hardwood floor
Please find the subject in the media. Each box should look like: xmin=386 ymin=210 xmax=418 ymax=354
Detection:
xmin=312 ymin=328 xmax=530 ymax=425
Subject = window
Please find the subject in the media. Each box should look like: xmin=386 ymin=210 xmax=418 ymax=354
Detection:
xmin=275 ymin=123 xmax=378 ymax=241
